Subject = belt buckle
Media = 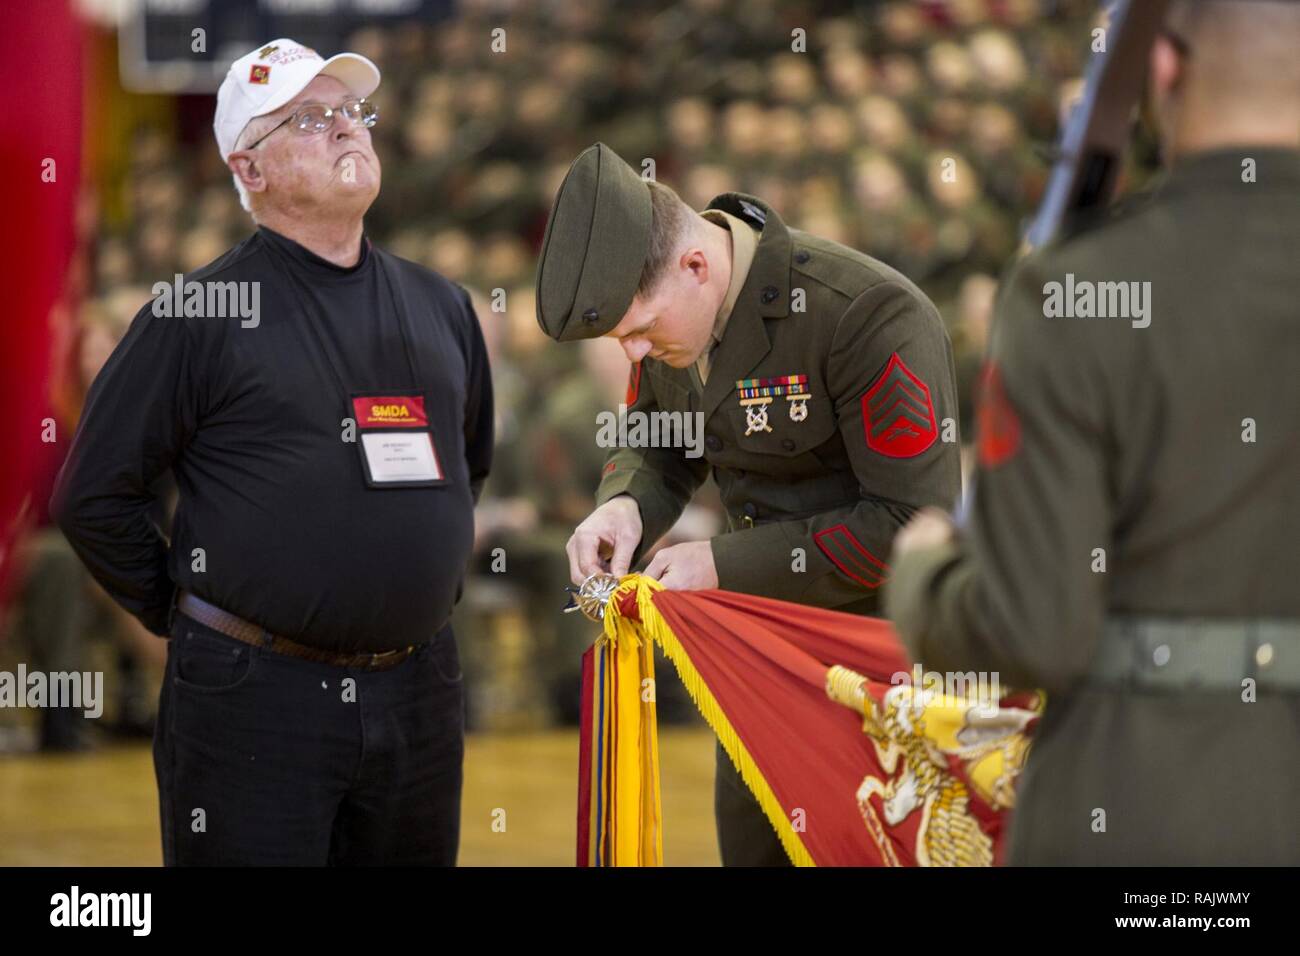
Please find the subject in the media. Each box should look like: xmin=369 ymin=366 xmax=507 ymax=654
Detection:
xmin=366 ymin=647 xmax=408 ymax=670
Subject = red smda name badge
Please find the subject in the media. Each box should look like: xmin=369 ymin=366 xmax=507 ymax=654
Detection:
xmin=352 ymin=395 xmax=429 ymax=428
xmin=351 ymin=393 xmax=443 ymax=487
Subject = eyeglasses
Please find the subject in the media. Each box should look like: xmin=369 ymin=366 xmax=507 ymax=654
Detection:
xmin=244 ymin=97 xmax=379 ymax=151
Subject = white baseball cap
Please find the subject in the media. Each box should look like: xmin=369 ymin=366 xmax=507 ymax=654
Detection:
xmin=213 ymin=38 xmax=381 ymax=161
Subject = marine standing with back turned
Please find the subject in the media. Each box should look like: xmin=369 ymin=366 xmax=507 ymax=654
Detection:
xmin=888 ymin=0 xmax=1300 ymax=865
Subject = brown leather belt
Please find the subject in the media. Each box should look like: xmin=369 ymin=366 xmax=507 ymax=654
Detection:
xmin=175 ymin=591 xmax=421 ymax=672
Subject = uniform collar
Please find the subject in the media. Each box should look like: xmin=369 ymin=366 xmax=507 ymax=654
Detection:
xmin=704 ymin=193 xmax=793 ymax=319
xmin=1162 ymin=145 xmax=1300 ymax=194
xmin=693 ymin=193 xmax=793 ymax=421
xmin=258 ymin=225 xmax=373 ymax=278
xmin=698 ymin=208 xmax=760 ymax=350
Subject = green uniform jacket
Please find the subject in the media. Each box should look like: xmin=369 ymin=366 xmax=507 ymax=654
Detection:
xmin=886 ymin=148 xmax=1300 ymax=865
xmin=597 ymin=193 xmax=962 ymax=615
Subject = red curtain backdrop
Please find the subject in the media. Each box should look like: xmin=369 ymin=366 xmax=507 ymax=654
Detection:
xmin=0 ymin=0 xmax=84 ymax=598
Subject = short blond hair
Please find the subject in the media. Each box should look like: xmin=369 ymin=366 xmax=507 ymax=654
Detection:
xmin=636 ymin=180 xmax=694 ymax=297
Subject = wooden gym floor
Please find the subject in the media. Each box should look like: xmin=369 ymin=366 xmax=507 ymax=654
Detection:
xmin=0 ymin=729 xmax=722 ymax=866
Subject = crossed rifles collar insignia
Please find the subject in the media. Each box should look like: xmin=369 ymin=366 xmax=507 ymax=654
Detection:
xmin=736 ymin=375 xmax=810 ymax=435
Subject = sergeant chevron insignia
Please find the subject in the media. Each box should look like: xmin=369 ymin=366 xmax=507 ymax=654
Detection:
xmin=862 ymin=353 xmax=937 ymax=458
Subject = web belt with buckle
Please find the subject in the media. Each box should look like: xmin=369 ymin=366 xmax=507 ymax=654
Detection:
xmin=1089 ymin=616 xmax=1300 ymax=692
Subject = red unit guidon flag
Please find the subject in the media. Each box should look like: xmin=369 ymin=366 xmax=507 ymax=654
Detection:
xmin=578 ymin=576 xmax=1042 ymax=866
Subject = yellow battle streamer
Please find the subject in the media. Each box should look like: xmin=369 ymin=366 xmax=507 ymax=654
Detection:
xmin=602 ymin=575 xmax=815 ymax=868
xmin=594 ymin=577 xmax=663 ymax=865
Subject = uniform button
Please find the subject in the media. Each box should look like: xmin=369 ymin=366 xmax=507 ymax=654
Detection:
xmin=781 ymin=438 xmax=795 ymax=451
xmin=705 ymin=435 xmax=722 ymax=453
xmin=1152 ymin=644 xmax=1171 ymax=667
xmin=760 ymin=286 xmax=779 ymax=304
xmin=794 ymin=250 xmax=810 ymax=264
xmin=1256 ymin=643 xmax=1275 ymax=669
xmin=582 ymin=308 xmax=599 ymax=324
xmin=742 ymin=502 xmax=757 ymax=518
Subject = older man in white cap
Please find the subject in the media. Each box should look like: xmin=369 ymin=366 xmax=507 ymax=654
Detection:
xmin=215 ymin=39 xmax=382 ymax=256
xmin=52 ymin=39 xmax=494 ymax=865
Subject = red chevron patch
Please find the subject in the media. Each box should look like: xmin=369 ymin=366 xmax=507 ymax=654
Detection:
xmin=813 ymin=524 xmax=889 ymax=589
xmin=976 ymin=360 xmax=1021 ymax=469
xmin=862 ymin=352 xmax=937 ymax=458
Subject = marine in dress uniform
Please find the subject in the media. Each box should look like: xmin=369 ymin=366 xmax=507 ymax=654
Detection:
xmin=885 ymin=0 xmax=1300 ymax=866
xmin=535 ymin=144 xmax=962 ymax=865
xmin=886 ymin=146 xmax=1300 ymax=865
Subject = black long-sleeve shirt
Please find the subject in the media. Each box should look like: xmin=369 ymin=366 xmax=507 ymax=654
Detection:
xmin=51 ymin=227 xmax=493 ymax=653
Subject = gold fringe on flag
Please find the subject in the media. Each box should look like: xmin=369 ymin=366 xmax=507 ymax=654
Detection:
xmin=602 ymin=576 xmax=816 ymax=867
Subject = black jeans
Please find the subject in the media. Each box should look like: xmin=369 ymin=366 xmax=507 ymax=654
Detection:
xmin=153 ymin=612 xmax=465 ymax=865
xmin=714 ymin=740 xmax=793 ymax=867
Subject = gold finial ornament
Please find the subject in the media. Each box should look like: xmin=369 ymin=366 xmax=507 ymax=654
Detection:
xmin=563 ymin=572 xmax=622 ymax=622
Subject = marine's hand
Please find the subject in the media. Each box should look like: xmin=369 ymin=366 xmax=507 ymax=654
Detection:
xmin=891 ymin=507 xmax=956 ymax=560
xmin=643 ymin=540 xmax=718 ymax=591
xmin=567 ymin=495 xmax=643 ymax=585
